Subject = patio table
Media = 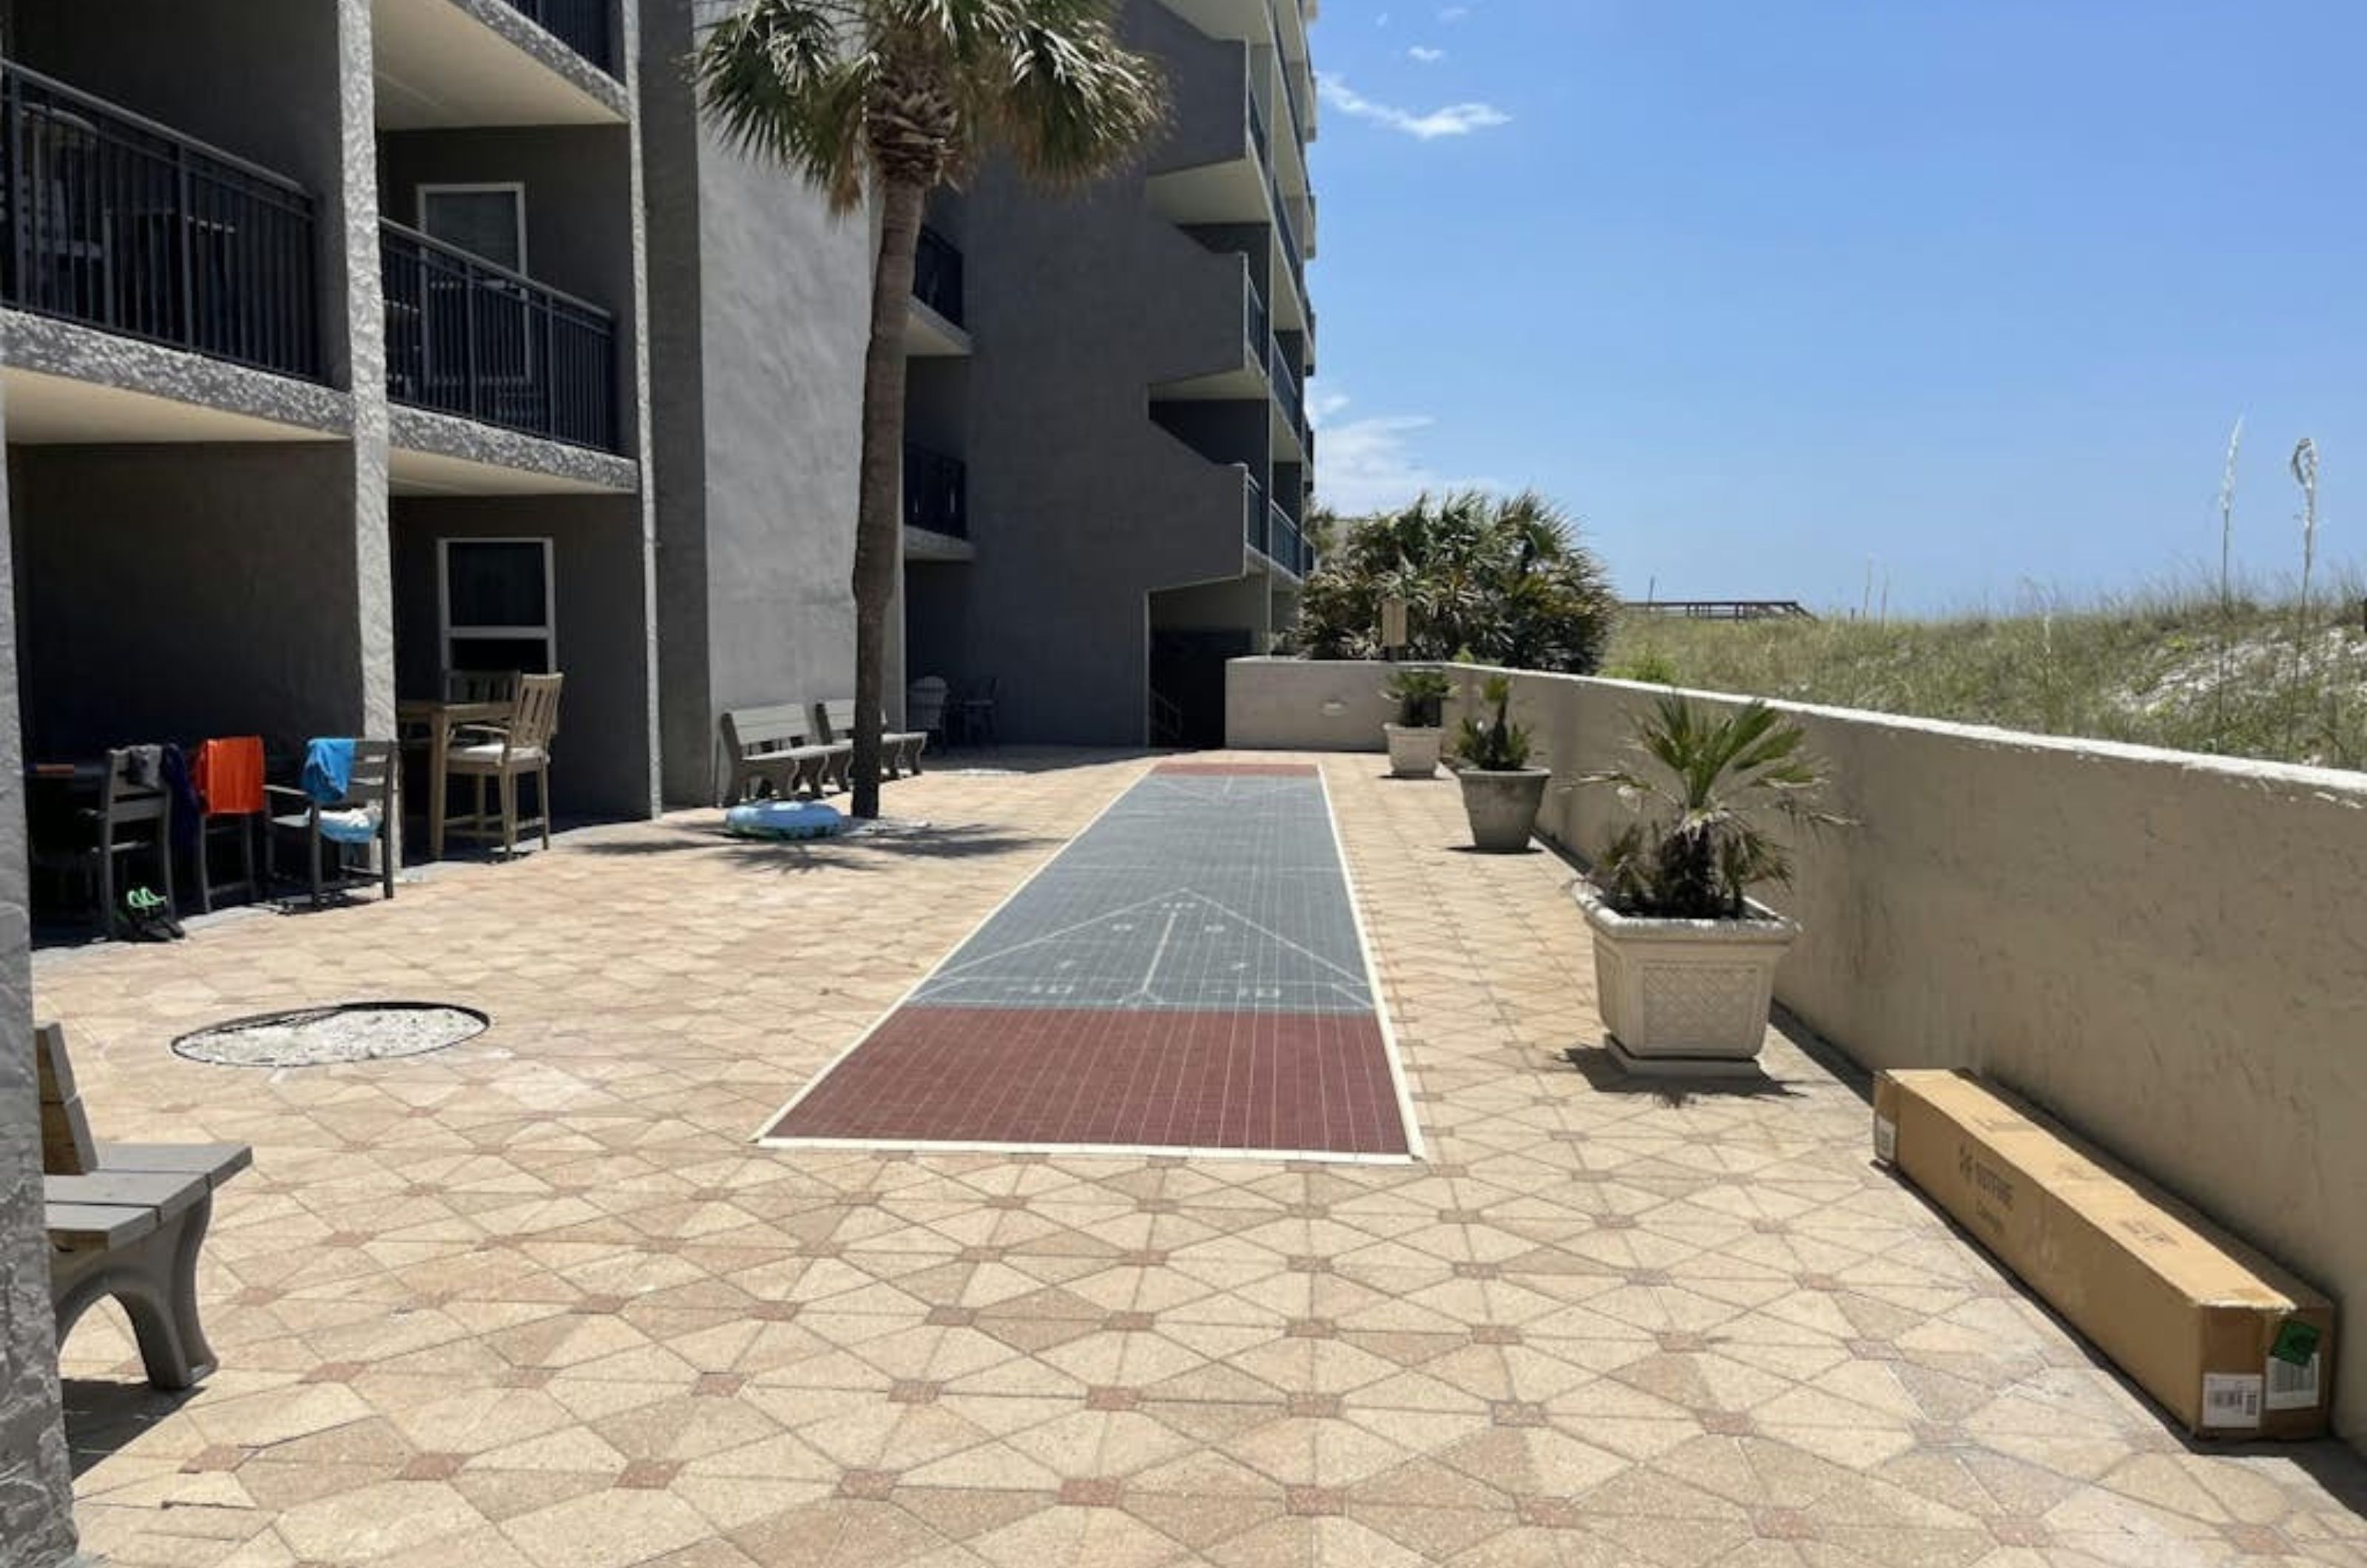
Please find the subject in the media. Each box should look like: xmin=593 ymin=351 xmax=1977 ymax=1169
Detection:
xmin=397 ymin=698 xmax=512 ymax=862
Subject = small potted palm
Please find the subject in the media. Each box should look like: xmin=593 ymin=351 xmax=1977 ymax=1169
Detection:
xmin=1449 ymin=675 xmax=1549 ymax=851
xmin=1576 ymin=695 xmax=1841 ymax=1072
xmin=1381 ymin=665 xmax=1453 ymax=778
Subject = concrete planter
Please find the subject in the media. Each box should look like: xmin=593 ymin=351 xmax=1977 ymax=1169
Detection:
xmin=1383 ymin=723 xmax=1444 ymax=779
xmin=1576 ymin=884 xmax=1797 ymax=1074
xmin=1455 ymin=768 xmax=1549 ymax=852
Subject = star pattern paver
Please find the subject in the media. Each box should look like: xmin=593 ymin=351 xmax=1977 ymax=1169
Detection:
xmin=31 ymin=748 xmax=2367 ymax=1567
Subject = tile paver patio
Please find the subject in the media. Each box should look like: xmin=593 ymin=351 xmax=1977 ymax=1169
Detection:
xmin=33 ymin=749 xmax=2367 ymax=1567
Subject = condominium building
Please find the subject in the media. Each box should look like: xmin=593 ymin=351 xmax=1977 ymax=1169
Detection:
xmin=901 ymin=0 xmax=1320 ymax=748
xmin=0 ymin=0 xmax=1317 ymax=814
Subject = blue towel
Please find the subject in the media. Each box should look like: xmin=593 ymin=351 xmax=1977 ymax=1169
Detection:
xmin=301 ymin=738 xmax=354 ymax=805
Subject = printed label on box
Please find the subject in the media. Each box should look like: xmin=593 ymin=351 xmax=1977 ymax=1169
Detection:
xmin=2201 ymin=1373 xmax=2264 ymax=1429
xmin=2265 ymin=1354 xmax=2321 ymax=1413
xmin=1872 ymin=1113 xmax=1897 ymax=1164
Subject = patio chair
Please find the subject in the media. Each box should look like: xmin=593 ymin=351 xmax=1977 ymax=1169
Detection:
xmin=266 ymin=740 xmax=399 ymax=906
xmin=906 ymin=677 xmax=950 ymax=750
xmin=190 ymin=736 xmax=265 ymax=913
xmin=439 ymin=672 xmax=562 ymax=858
xmin=955 ymin=676 xmax=1000 ymax=748
xmin=28 ymin=748 xmax=176 ymax=938
xmin=444 ymin=669 xmax=521 ymax=705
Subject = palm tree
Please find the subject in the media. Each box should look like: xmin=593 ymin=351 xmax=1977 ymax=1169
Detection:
xmin=695 ymin=0 xmax=1164 ymax=817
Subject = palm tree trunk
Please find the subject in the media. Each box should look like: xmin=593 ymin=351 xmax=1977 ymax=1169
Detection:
xmin=849 ymin=178 xmax=928 ymax=819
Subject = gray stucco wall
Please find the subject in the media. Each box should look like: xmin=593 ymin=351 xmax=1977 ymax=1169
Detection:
xmin=0 ymin=391 xmax=78 ymax=1568
xmin=639 ymin=1 xmax=871 ymax=804
xmin=390 ymin=496 xmax=654 ymax=818
xmin=9 ymin=445 xmax=376 ymax=760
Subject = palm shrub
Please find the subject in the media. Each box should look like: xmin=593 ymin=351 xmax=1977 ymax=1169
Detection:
xmin=1582 ymin=695 xmax=1840 ymax=919
xmin=696 ymin=0 xmax=1164 ymax=817
xmin=1291 ymin=490 xmax=1616 ymax=671
xmin=1382 ymin=664 xmax=1452 ymax=727
xmin=1451 ymin=675 xmax=1533 ymax=771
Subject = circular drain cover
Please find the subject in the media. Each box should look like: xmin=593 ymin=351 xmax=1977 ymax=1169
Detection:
xmin=172 ymin=1002 xmax=487 ymax=1067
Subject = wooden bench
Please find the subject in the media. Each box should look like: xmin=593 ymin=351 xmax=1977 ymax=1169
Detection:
xmin=811 ymin=700 xmax=928 ymax=779
xmin=39 ymin=1021 xmax=251 ymax=1390
xmin=718 ymin=703 xmax=851 ymax=805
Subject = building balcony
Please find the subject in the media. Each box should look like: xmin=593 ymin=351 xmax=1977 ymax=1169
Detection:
xmin=381 ymin=218 xmax=618 ymax=452
xmin=1148 ymin=75 xmax=1311 ymax=342
xmin=904 ymin=441 xmax=967 ymax=540
xmin=1268 ymin=500 xmax=1303 ymax=580
xmin=905 ymin=225 xmax=970 ymax=357
xmin=0 ymin=62 xmax=321 ymax=382
xmin=498 ymin=0 xmax=612 ymax=72
xmin=372 ymin=0 xmax=628 ymax=129
xmin=1265 ymin=330 xmax=1306 ymax=456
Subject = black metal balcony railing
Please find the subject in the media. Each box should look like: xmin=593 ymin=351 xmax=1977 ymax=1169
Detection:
xmin=913 ymin=225 xmax=963 ymax=327
xmin=1246 ymin=278 xmax=1269 ymax=365
xmin=501 ymin=0 xmax=615 ymax=75
xmin=381 ymin=220 xmax=617 ymax=451
xmin=1266 ymin=331 xmax=1299 ymax=403
xmin=1243 ymin=473 xmax=1267 ymax=556
xmin=1269 ymin=501 xmax=1303 ymax=578
xmin=1278 ymin=61 xmax=1310 ymax=151
xmin=904 ymin=442 xmax=967 ymax=538
xmin=0 ymin=63 xmax=320 ymax=379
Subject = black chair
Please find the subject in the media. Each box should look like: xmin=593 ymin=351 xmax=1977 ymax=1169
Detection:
xmin=28 ymin=749 xmax=176 ymax=938
xmin=955 ymin=676 xmax=1000 ymax=748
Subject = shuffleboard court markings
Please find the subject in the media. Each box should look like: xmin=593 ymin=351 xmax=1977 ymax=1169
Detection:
xmin=757 ymin=760 xmax=1417 ymax=1160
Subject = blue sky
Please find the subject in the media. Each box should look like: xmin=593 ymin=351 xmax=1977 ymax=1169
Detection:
xmin=1303 ymin=1 xmax=2367 ymax=612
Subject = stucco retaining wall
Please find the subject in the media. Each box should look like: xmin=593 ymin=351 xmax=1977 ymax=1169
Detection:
xmin=1226 ymin=656 xmax=2367 ymax=1445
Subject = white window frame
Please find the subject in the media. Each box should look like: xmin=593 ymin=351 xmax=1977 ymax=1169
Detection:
xmin=438 ymin=537 xmax=556 ymax=675
xmin=417 ymin=182 xmax=528 ymax=272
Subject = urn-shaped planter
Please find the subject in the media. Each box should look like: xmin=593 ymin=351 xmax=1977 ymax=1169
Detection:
xmin=1575 ymin=883 xmax=1795 ymax=1074
xmin=1455 ymin=768 xmax=1550 ymax=852
xmin=1383 ymin=723 xmax=1444 ymax=779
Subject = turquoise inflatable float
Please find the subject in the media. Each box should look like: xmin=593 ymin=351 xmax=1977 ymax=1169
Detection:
xmin=723 ymin=800 xmax=845 ymax=840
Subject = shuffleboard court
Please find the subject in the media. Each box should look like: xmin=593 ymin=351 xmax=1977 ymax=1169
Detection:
xmin=758 ymin=761 xmax=1417 ymax=1160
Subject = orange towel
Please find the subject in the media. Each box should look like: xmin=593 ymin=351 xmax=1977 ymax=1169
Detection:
xmin=193 ymin=736 xmax=265 ymax=817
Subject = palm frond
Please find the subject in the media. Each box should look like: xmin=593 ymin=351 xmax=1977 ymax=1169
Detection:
xmin=694 ymin=0 xmax=871 ymax=211
xmin=1581 ymin=697 xmax=1843 ymax=918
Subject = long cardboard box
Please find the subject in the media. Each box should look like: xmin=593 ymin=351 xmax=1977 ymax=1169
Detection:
xmin=1872 ymin=1069 xmax=2334 ymax=1439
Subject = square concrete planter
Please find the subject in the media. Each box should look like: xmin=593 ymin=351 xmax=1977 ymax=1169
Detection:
xmin=1383 ymin=723 xmax=1444 ymax=779
xmin=1576 ymin=883 xmax=1796 ymax=1074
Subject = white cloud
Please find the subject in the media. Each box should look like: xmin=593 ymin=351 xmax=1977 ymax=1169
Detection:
xmin=1438 ymin=4 xmax=1470 ymax=21
xmin=1408 ymin=45 xmax=1445 ymax=64
xmin=1317 ymin=74 xmax=1509 ymax=140
xmin=1311 ymin=390 xmax=1490 ymax=515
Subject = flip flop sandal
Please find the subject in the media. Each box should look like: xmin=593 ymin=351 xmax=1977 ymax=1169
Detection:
xmin=124 ymin=886 xmax=185 ymax=941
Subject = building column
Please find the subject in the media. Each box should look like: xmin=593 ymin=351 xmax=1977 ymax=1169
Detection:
xmin=0 ymin=383 xmax=81 ymax=1568
xmin=336 ymin=0 xmax=397 ymax=743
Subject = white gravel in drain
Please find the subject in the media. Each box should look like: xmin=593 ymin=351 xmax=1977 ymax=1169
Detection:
xmin=175 ymin=1006 xmax=484 ymax=1068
